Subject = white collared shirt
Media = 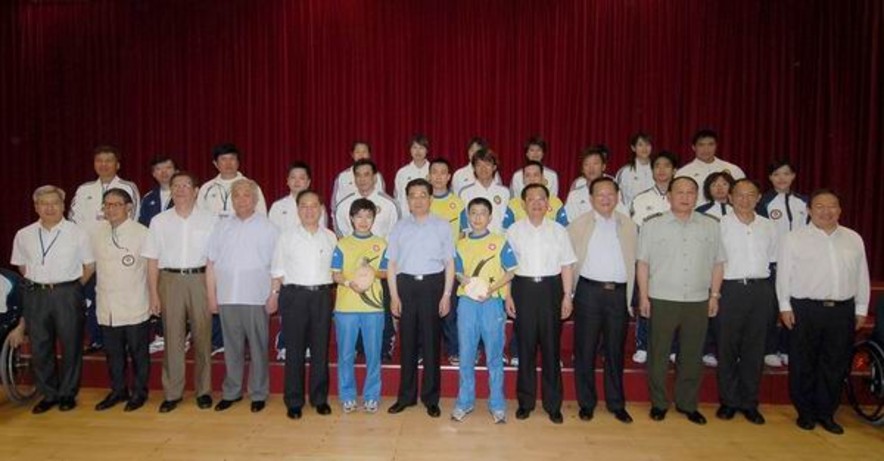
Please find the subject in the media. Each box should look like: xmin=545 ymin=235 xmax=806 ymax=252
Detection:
xmin=451 ymin=164 xmax=502 ymax=196
xmin=579 ymin=211 xmax=627 ymax=283
xmin=91 ymin=219 xmax=150 ymax=326
xmin=630 ymin=185 xmax=670 ymax=227
xmin=506 ymin=218 xmax=577 ymax=277
xmin=331 ymin=167 xmax=386 ymax=213
xmin=268 ymin=194 xmax=329 ymax=231
xmin=196 ymin=172 xmax=268 ymax=218
xmin=776 ymin=224 xmax=871 ymax=315
xmin=458 ymin=181 xmax=510 ymax=233
xmin=271 ymin=225 xmax=337 ymax=285
xmin=675 ymin=157 xmax=746 ymax=204
xmin=69 ymin=176 xmax=141 ymax=233
xmin=565 ymin=183 xmax=628 ymax=222
xmin=141 ymin=207 xmax=217 ymax=269
xmin=207 ymin=213 xmax=278 ymax=305
xmin=11 ymin=220 xmax=94 ymax=284
xmin=334 ymin=190 xmax=400 ymax=238
xmin=394 ymin=160 xmax=430 ymax=214
xmin=720 ymin=213 xmax=777 ymax=280
xmin=510 ymin=168 xmax=560 ymax=199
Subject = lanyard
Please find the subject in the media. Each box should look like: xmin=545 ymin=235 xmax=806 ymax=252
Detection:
xmin=205 ymin=183 xmax=230 ymax=211
xmin=111 ymin=227 xmax=130 ymax=253
xmin=784 ymin=192 xmax=794 ymax=230
xmin=38 ymin=228 xmax=61 ymax=265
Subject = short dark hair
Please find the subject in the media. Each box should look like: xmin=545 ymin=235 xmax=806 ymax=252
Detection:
xmin=170 ymin=171 xmax=199 ymax=188
xmin=351 ymin=141 xmax=372 ymax=154
xmin=352 ymin=158 xmax=377 ymax=175
xmin=590 ymin=176 xmax=620 ymax=195
xmin=405 ymin=178 xmax=432 ymax=196
xmin=429 ymin=157 xmax=452 ymax=172
xmin=703 ymin=171 xmax=736 ymax=202
xmin=767 ymin=157 xmax=797 ymax=176
xmin=523 ymin=160 xmax=544 ymax=174
xmin=93 ymin=144 xmax=121 ymax=161
xmin=149 ymin=155 xmax=176 ymax=169
xmin=691 ymin=129 xmax=718 ymax=145
xmin=668 ymin=176 xmax=698 ymax=193
xmin=580 ymin=144 xmax=609 ymax=164
xmin=731 ymin=178 xmax=762 ymax=194
xmin=296 ymin=189 xmax=322 ymax=206
xmin=212 ymin=143 xmax=241 ymax=161
xmin=468 ymin=197 xmax=493 ymax=214
xmin=651 ymin=151 xmax=679 ymax=169
xmin=471 ymin=148 xmax=499 ymax=168
xmin=524 ymin=135 xmax=547 ymax=155
xmin=349 ymin=197 xmax=377 ymax=218
xmin=809 ymin=188 xmax=841 ymax=207
xmin=287 ymin=161 xmax=312 ymax=179
xmin=410 ymin=133 xmax=430 ymax=149
xmin=103 ymin=188 xmax=133 ymax=204
xmin=521 ymin=183 xmax=550 ymax=201
xmin=467 ymin=136 xmax=488 ymax=151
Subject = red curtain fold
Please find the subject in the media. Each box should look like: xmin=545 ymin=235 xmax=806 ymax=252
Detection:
xmin=1 ymin=0 xmax=882 ymax=277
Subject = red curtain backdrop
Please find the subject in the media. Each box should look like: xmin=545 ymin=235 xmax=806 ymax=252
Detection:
xmin=1 ymin=0 xmax=882 ymax=276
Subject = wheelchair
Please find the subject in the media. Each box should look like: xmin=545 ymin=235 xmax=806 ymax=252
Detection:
xmin=844 ymin=301 xmax=884 ymax=425
xmin=0 ymin=268 xmax=37 ymax=404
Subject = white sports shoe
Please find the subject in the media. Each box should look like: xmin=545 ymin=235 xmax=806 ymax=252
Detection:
xmin=342 ymin=400 xmax=357 ymax=414
xmin=276 ymin=348 xmax=287 ymax=361
xmin=669 ymin=353 xmax=677 ymax=364
xmin=779 ymin=353 xmax=789 ymax=366
xmin=764 ymin=354 xmax=783 ymax=367
xmin=491 ymin=410 xmax=507 ymax=424
xmin=509 ymin=356 xmax=520 ymax=367
xmin=451 ymin=407 xmax=473 ymax=422
xmin=702 ymin=354 xmax=718 ymax=367
xmin=148 ymin=336 xmax=165 ymax=354
xmin=632 ymin=350 xmax=647 ymax=364
xmin=363 ymin=400 xmax=379 ymax=413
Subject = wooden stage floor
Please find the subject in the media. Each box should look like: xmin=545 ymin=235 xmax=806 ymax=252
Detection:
xmin=1 ymin=389 xmax=881 ymax=461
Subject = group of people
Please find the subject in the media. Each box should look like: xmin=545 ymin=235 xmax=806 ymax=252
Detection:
xmin=6 ymin=130 xmax=870 ymax=435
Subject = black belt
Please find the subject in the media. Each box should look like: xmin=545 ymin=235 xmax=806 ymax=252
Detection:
xmin=162 ymin=267 xmax=206 ymax=274
xmin=579 ymin=277 xmax=626 ymax=290
xmin=515 ymin=275 xmax=559 ymax=283
xmin=24 ymin=279 xmax=79 ymax=291
xmin=399 ymin=272 xmax=443 ymax=281
xmin=724 ymin=278 xmax=767 ymax=286
xmin=812 ymin=298 xmax=852 ymax=308
xmin=284 ymin=283 xmax=334 ymax=292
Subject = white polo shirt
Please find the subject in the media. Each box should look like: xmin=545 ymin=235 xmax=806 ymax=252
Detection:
xmin=334 ymin=190 xmax=399 ymax=238
xmin=394 ymin=160 xmax=430 ymax=214
xmin=268 ymin=194 xmax=329 ymax=231
xmin=676 ymin=157 xmax=746 ymax=204
xmin=630 ymin=185 xmax=670 ymax=227
xmin=451 ymin=164 xmax=502 ymax=196
xmin=331 ymin=167 xmax=386 ymax=213
xmin=69 ymin=176 xmax=141 ymax=233
xmin=196 ymin=172 xmax=268 ymax=218
xmin=510 ymin=167 xmax=560 ymax=199
xmin=458 ymin=181 xmax=510 ymax=233
xmin=11 ymin=220 xmax=94 ymax=284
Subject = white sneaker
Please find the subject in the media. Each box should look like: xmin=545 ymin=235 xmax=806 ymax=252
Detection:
xmin=764 ymin=354 xmax=783 ymax=367
xmin=632 ymin=350 xmax=647 ymax=364
xmin=276 ymin=348 xmax=287 ymax=362
xmin=342 ymin=400 xmax=357 ymax=414
xmin=491 ymin=410 xmax=507 ymax=424
xmin=669 ymin=353 xmax=677 ymax=364
xmin=211 ymin=346 xmax=225 ymax=357
xmin=779 ymin=353 xmax=789 ymax=366
xmin=363 ymin=400 xmax=379 ymax=413
xmin=702 ymin=354 xmax=718 ymax=367
xmin=509 ymin=356 xmax=519 ymax=367
xmin=149 ymin=336 xmax=165 ymax=354
xmin=305 ymin=348 xmax=311 ymax=359
xmin=451 ymin=407 xmax=472 ymax=422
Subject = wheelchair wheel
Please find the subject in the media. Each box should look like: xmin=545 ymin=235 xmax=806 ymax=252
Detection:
xmin=845 ymin=339 xmax=884 ymax=425
xmin=1 ymin=336 xmax=37 ymax=404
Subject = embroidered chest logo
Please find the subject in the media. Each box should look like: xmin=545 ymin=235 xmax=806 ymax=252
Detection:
xmin=770 ymin=209 xmax=783 ymax=220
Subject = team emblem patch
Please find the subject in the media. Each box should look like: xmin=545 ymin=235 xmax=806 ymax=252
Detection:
xmin=449 ymin=202 xmax=457 ymax=209
xmin=488 ymin=243 xmax=497 ymax=251
xmin=770 ymin=209 xmax=783 ymax=220
xmin=493 ymin=196 xmax=502 ymax=205
xmin=121 ymin=254 xmax=136 ymax=267
xmin=372 ymin=244 xmax=380 ymax=252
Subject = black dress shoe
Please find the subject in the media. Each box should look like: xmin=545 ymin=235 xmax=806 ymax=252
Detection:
xmin=95 ymin=392 xmax=129 ymax=411
xmin=84 ymin=343 xmax=104 ymax=354
xmin=58 ymin=397 xmax=77 ymax=412
xmin=32 ymin=399 xmax=57 ymax=415
xmin=159 ymin=399 xmax=182 ymax=413
xmin=742 ymin=408 xmax=765 ymax=425
xmin=515 ymin=407 xmax=531 ymax=420
xmin=578 ymin=407 xmax=594 ymax=421
xmin=612 ymin=409 xmax=633 ymax=424
xmin=676 ymin=407 xmax=707 ymax=425
xmin=716 ymin=405 xmax=737 ymax=420
xmin=316 ymin=403 xmax=332 ymax=415
xmin=214 ymin=397 xmax=242 ymax=411
xmin=796 ymin=416 xmax=815 ymax=430
xmin=124 ymin=397 xmax=146 ymax=412
xmin=817 ymin=418 xmax=844 ymax=435
xmin=426 ymin=404 xmax=441 ymax=418
xmin=196 ymin=395 xmax=213 ymax=409
xmin=649 ymin=407 xmax=667 ymax=421
xmin=548 ymin=411 xmax=564 ymax=424
xmin=287 ymin=406 xmax=302 ymax=419
xmin=387 ymin=402 xmax=413 ymax=414
xmin=251 ymin=401 xmax=266 ymax=413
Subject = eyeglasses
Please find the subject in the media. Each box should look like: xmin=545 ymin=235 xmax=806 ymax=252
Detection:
xmin=102 ymin=202 xmax=127 ymax=209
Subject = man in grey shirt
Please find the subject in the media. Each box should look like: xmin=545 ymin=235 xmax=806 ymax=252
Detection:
xmin=637 ymin=176 xmax=725 ymax=425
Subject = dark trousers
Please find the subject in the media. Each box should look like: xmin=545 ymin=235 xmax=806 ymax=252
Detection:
xmin=395 ymin=272 xmax=444 ymax=406
xmin=211 ymin=314 xmax=224 ymax=349
xmin=573 ymin=278 xmax=628 ymax=412
xmin=101 ymin=320 xmax=150 ymax=400
xmin=788 ymin=298 xmax=856 ymax=421
xmin=716 ymin=280 xmax=775 ymax=410
xmin=512 ymin=275 xmax=564 ymax=414
xmin=22 ymin=282 xmax=84 ymax=401
xmin=83 ymin=275 xmax=102 ymax=346
xmin=647 ymin=299 xmax=708 ymax=411
xmin=280 ymin=285 xmax=332 ymax=409
xmin=441 ymin=280 xmax=459 ymax=357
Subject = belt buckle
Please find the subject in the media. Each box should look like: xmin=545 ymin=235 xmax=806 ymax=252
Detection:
xmin=739 ymin=279 xmax=749 ymax=285
xmin=531 ymin=277 xmax=543 ymax=283
xmin=822 ymin=300 xmax=836 ymax=307
xmin=602 ymin=282 xmax=616 ymax=290
xmin=414 ymin=274 xmax=424 ymax=281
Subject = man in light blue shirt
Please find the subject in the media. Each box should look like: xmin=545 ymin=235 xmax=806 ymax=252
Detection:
xmin=206 ymin=179 xmax=278 ymax=413
xmin=386 ymin=178 xmax=455 ymax=418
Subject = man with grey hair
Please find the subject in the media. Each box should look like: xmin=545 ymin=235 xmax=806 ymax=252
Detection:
xmin=11 ymin=185 xmax=95 ymax=414
xmin=206 ymin=179 xmax=278 ymax=413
